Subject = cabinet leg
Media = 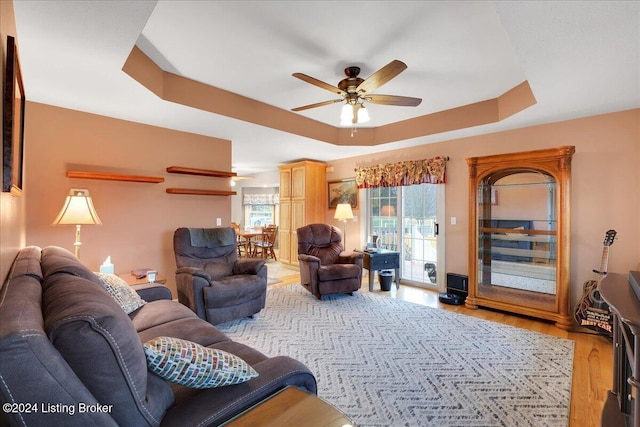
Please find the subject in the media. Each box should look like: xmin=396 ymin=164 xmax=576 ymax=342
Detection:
xmin=465 ymin=298 xmax=478 ymax=309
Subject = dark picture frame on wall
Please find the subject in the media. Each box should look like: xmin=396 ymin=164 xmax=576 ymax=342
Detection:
xmin=3 ymin=35 xmax=25 ymax=196
xmin=328 ymin=179 xmax=358 ymax=209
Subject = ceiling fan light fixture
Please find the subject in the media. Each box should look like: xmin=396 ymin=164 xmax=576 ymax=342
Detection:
xmin=357 ymin=104 xmax=370 ymax=123
xmin=292 ymin=60 xmax=420 ymax=125
xmin=340 ymin=103 xmax=353 ymax=126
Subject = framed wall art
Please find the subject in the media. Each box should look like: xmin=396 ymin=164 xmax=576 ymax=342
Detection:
xmin=3 ymin=35 xmax=25 ymax=196
xmin=328 ymin=178 xmax=358 ymax=209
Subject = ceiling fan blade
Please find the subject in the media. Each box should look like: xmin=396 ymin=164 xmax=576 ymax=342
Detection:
xmin=356 ymin=60 xmax=407 ymax=94
xmin=366 ymin=94 xmax=422 ymax=107
xmin=292 ymin=73 xmax=347 ymax=96
xmin=292 ymin=98 xmax=343 ymax=112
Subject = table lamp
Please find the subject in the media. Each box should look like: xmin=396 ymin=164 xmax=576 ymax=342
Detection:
xmin=52 ymin=188 xmax=102 ymax=259
xmin=334 ymin=203 xmax=354 ymax=248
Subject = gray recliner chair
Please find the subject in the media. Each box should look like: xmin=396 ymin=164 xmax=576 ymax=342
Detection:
xmin=173 ymin=227 xmax=267 ymax=325
xmin=297 ymin=223 xmax=364 ymax=300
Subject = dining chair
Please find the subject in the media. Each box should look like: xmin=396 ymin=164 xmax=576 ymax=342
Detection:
xmin=231 ymin=222 xmax=251 ymax=257
xmin=252 ymin=225 xmax=278 ymax=261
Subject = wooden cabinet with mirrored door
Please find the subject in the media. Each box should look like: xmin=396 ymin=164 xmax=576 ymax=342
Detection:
xmin=466 ymin=146 xmax=575 ymax=329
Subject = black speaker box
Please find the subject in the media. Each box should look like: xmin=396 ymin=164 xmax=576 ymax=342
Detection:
xmin=443 ymin=273 xmax=468 ymax=304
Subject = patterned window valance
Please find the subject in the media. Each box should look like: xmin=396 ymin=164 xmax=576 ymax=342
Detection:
xmin=243 ymin=193 xmax=279 ymax=205
xmin=354 ymin=156 xmax=447 ymax=189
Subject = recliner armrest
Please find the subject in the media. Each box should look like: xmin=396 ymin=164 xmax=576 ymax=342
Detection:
xmin=337 ymin=251 xmax=364 ymax=265
xmin=233 ymin=258 xmax=266 ymax=275
xmin=297 ymin=254 xmax=321 ymax=265
xmin=176 ymin=266 xmax=211 ymax=282
xmin=132 ymin=283 xmax=172 ymax=301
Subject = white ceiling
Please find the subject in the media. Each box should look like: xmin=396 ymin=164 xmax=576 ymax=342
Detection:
xmin=13 ymin=1 xmax=640 ymax=176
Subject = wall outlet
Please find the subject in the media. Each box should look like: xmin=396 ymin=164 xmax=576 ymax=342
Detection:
xmin=450 ymin=216 xmax=457 ymax=225
xmin=216 ymin=218 xmax=222 ymax=226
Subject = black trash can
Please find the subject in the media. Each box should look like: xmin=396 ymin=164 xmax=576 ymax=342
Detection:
xmin=379 ymin=270 xmax=394 ymax=291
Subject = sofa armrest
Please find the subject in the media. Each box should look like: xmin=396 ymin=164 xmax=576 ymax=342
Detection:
xmin=233 ymin=258 xmax=266 ymax=276
xmin=132 ymin=283 xmax=172 ymax=302
xmin=159 ymin=355 xmax=317 ymax=427
xmin=337 ymin=251 xmax=364 ymax=266
xmin=176 ymin=266 xmax=211 ymax=282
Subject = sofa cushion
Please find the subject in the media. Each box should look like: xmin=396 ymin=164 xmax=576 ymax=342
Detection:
xmin=96 ymin=273 xmax=147 ymax=314
xmin=43 ymin=272 xmax=174 ymax=427
xmin=131 ymin=300 xmax=232 ymax=347
xmin=6 ymin=245 xmax=42 ymax=280
xmin=130 ymin=299 xmax=198 ymax=331
xmin=40 ymin=246 xmax=102 ymax=285
xmin=144 ymin=337 xmax=258 ymax=389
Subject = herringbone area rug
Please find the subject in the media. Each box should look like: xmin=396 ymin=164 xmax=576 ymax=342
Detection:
xmin=218 ymin=285 xmax=574 ymax=427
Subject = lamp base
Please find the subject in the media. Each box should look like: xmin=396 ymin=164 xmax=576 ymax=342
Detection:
xmin=74 ymin=224 xmax=82 ymax=259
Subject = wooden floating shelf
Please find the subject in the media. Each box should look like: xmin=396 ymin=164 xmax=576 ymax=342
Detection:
xmin=67 ymin=171 xmax=164 ymax=183
xmin=166 ymin=188 xmax=237 ymax=196
xmin=166 ymin=166 xmax=237 ymax=178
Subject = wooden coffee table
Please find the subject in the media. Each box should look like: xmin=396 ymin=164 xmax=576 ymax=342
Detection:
xmin=222 ymin=386 xmax=354 ymax=427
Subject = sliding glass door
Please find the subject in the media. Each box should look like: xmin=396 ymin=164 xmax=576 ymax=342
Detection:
xmin=368 ymin=184 xmax=444 ymax=289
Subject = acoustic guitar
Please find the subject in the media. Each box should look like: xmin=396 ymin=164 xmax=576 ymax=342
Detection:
xmin=573 ymin=229 xmax=617 ymax=337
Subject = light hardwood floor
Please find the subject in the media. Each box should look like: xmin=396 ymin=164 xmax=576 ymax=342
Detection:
xmin=269 ymin=264 xmax=612 ymax=427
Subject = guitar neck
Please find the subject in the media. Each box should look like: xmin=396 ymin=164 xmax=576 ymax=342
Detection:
xmin=596 ymin=246 xmax=610 ymax=277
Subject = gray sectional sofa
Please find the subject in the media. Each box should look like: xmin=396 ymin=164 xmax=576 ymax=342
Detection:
xmin=0 ymin=246 xmax=316 ymax=426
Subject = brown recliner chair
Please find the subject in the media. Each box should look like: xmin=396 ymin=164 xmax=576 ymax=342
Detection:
xmin=297 ymin=223 xmax=364 ymax=300
xmin=173 ymin=227 xmax=267 ymax=325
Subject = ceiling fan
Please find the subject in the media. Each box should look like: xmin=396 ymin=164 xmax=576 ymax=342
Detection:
xmin=291 ymin=60 xmax=422 ymax=125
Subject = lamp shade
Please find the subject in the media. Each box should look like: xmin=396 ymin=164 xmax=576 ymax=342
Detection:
xmin=357 ymin=105 xmax=370 ymax=123
xmin=340 ymin=103 xmax=353 ymax=126
xmin=380 ymin=205 xmax=396 ymax=216
xmin=334 ymin=203 xmax=354 ymax=221
xmin=340 ymin=103 xmax=372 ymax=126
xmin=52 ymin=189 xmax=102 ymax=225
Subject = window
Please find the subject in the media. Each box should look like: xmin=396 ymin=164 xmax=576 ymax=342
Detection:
xmin=242 ymin=192 xmax=279 ymax=228
xmin=245 ymin=204 xmax=275 ymax=228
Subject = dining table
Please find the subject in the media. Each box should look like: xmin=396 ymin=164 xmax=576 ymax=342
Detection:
xmin=236 ymin=229 xmax=263 ymax=257
xmin=237 ymin=229 xmax=262 ymax=239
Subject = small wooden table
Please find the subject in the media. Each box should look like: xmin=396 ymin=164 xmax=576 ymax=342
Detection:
xmin=221 ymin=386 xmax=354 ymax=427
xmin=118 ymin=273 xmax=167 ymax=286
xmin=361 ymin=250 xmax=400 ymax=292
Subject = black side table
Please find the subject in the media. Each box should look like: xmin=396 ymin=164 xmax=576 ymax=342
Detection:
xmin=361 ymin=250 xmax=400 ymax=291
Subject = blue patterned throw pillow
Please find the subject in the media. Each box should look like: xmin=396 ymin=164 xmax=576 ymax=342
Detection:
xmin=96 ymin=273 xmax=146 ymax=314
xmin=143 ymin=337 xmax=258 ymax=389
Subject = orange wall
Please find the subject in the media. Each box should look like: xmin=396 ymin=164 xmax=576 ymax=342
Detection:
xmin=0 ymin=0 xmax=26 ymax=283
xmin=23 ymin=102 xmax=233 ymax=296
xmin=326 ymin=109 xmax=640 ymax=306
